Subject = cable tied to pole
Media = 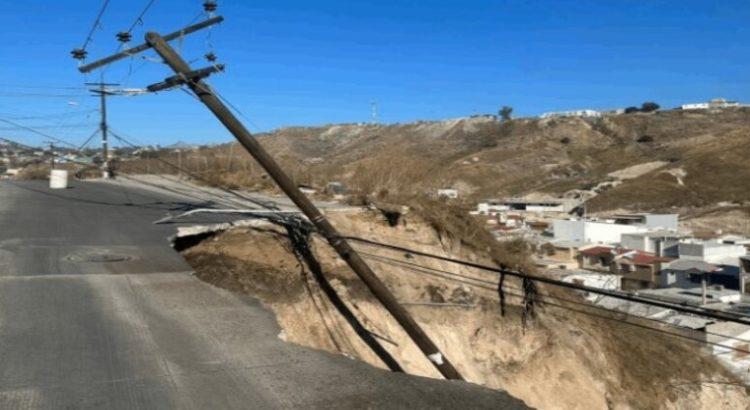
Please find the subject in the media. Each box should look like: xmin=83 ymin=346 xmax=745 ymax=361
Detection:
xmin=521 ymin=277 xmax=539 ymax=331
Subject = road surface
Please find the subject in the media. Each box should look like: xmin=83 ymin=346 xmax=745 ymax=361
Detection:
xmin=0 ymin=179 xmax=527 ymax=409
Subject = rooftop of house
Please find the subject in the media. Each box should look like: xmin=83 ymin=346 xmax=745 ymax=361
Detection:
xmin=665 ymin=259 xmax=720 ymax=272
xmin=616 ymin=250 xmax=673 ymax=266
xmin=549 ymin=240 xmax=595 ymax=250
xmin=621 ymin=230 xmax=682 ymax=239
xmin=612 ymin=213 xmax=678 ymax=219
xmin=666 ymin=260 xmax=742 ymax=274
xmin=579 ymin=246 xmax=615 ymax=257
xmin=637 ymin=287 xmax=743 ymax=306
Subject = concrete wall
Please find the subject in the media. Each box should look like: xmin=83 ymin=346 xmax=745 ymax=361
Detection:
xmin=643 ymin=214 xmax=679 ymax=230
xmin=587 ymin=222 xmax=646 ymax=244
xmin=553 ymin=220 xmax=587 ymax=242
xmin=621 ymin=234 xmax=648 ymax=252
xmin=679 ymin=242 xmax=747 ymax=264
xmin=526 ymin=204 xmax=565 ymax=212
xmin=621 ymin=234 xmax=680 ymax=257
xmin=554 ymin=220 xmax=646 ymax=244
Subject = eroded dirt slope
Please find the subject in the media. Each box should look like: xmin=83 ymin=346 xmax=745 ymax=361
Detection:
xmin=183 ymin=210 xmax=749 ymax=409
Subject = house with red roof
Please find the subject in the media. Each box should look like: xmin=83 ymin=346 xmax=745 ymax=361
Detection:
xmin=613 ymin=250 xmax=675 ymax=290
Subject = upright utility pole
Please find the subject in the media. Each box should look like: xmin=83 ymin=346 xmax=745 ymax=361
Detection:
xmin=87 ymin=82 xmax=119 ymax=178
xmin=144 ymin=32 xmax=462 ymax=380
xmin=48 ymin=142 xmax=55 ymax=169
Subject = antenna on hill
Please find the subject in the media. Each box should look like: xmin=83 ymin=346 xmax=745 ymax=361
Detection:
xmin=371 ymin=101 xmax=379 ymax=124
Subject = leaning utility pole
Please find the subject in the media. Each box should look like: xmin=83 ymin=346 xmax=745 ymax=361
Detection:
xmin=78 ymin=17 xmax=463 ymax=381
xmin=87 ymin=82 xmax=120 ymax=178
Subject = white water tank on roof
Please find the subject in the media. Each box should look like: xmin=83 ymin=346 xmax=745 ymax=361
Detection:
xmin=49 ymin=170 xmax=68 ymax=189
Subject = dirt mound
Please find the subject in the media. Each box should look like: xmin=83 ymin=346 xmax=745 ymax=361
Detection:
xmin=182 ymin=210 xmax=748 ymax=409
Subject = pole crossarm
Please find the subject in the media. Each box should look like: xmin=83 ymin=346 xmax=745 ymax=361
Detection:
xmin=147 ymin=64 xmax=225 ymax=93
xmin=78 ymin=16 xmax=224 ymax=73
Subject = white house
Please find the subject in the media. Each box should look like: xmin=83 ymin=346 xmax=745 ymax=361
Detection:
xmin=681 ymin=98 xmax=740 ymax=110
xmin=678 ymin=241 xmax=747 ymax=265
xmin=620 ymin=231 xmax=683 ymax=257
xmin=477 ymin=198 xmax=577 ymax=215
xmin=553 ymin=219 xmax=648 ymax=244
xmin=553 ymin=213 xmax=679 ymax=245
xmin=612 ymin=213 xmax=679 ymax=231
xmin=540 ymin=109 xmax=601 ymax=119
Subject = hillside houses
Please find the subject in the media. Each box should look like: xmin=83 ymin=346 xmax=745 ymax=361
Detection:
xmin=681 ymin=98 xmax=741 ymax=110
xmin=541 ymin=213 xmax=749 ymax=294
xmin=475 ymin=197 xmax=579 ymax=215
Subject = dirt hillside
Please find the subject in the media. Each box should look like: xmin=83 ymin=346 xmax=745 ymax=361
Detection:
xmin=182 ymin=210 xmax=749 ymax=409
xmin=129 ymin=108 xmax=750 ymax=222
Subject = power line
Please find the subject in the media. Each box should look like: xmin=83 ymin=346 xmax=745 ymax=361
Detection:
xmin=80 ymin=0 xmax=111 ymax=51
xmin=357 ymin=249 xmax=750 ymax=345
xmin=0 ymin=118 xmax=79 ymax=149
xmin=0 ymin=109 xmax=98 ymax=121
xmin=126 ymin=0 xmax=158 ymax=34
xmin=354 ymin=248 xmax=750 ymax=355
xmin=0 ymin=84 xmax=88 ymax=91
xmin=0 ymin=92 xmax=88 ymax=98
xmin=107 ymin=128 xmax=279 ymax=210
xmin=346 ymin=236 xmax=750 ymax=326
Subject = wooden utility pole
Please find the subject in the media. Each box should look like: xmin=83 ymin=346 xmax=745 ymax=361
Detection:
xmin=87 ymin=82 xmax=119 ymax=178
xmin=78 ymin=16 xmax=463 ymax=380
xmin=49 ymin=142 xmax=55 ymax=169
xmin=144 ymin=32 xmax=463 ymax=380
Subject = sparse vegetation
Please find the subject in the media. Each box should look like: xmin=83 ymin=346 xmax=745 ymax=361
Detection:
xmin=641 ymin=101 xmax=660 ymax=112
xmin=117 ymin=108 xmax=750 ymax=215
xmin=499 ymin=106 xmax=513 ymax=121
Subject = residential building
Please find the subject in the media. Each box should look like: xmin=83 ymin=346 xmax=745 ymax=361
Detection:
xmin=661 ymin=259 xmax=743 ymax=291
xmin=538 ymin=241 xmax=592 ymax=270
xmin=620 ymin=231 xmax=682 ymax=257
xmin=577 ymin=246 xmax=617 ymax=270
xmin=611 ymin=213 xmax=679 ymax=230
xmin=681 ymin=98 xmax=741 ymax=110
xmin=614 ymin=250 xmax=673 ymax=290
xmin=637 ymin=286 xmax=742 ymax=306
xmin=678 ymin=240 xmax=747 ymax=265
xmin=540 ymin=109 xmax=601 ymax=119
xmin=477 ymin=197 xmax=577 ymax=215
xmin=553 ymin=213 xmax=679 ymax=245
xmin=553 ymin=218 xmax=647 ymax=244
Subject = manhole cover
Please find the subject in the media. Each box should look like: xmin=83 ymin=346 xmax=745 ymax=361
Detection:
xmin=67 ymin=253 xmax=133 ymax=263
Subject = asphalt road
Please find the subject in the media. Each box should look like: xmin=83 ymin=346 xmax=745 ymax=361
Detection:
xmin=0 ymin=179 xmax=527 ymax=409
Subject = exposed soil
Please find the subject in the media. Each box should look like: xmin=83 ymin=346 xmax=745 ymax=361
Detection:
xmin=182 ymin=210 xmax=749 ymax=409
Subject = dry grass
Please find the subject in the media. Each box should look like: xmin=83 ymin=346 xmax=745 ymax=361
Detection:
xmin=17 ymin=164 xmax=50 ymax=180
xmin=117 ymin=108 xmax=750 ymax=213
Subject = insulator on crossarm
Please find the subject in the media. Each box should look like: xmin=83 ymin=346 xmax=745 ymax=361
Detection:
xmin=203 ymin=1 xmax=218 ymax=13
xmin=205 ymin=52 xmax=217 ymax=62
xmin=116 ymin=32 xmax=133 ymax=44
xmin=71 ymin=48 xmax=88 ymax=61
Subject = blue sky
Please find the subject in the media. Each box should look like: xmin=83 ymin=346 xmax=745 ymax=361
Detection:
xmin=0 ymin=0 xmax=748 ymax=147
